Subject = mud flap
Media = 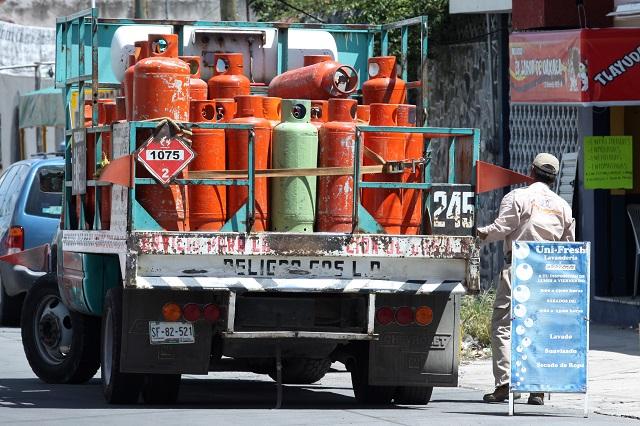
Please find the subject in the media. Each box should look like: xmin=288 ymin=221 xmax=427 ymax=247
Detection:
xmin=368 ymin=293 xmax=460 ymax=387
xmin=120 ymin=288 xmax=227 ymax=374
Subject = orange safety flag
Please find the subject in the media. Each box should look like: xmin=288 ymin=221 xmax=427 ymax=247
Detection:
xmin=476 ymin=161 xmax=534 ymax=194
xmin=98 ymin=155 xmax=133 ymax=187
xmin=0 ymin=244 xmax=49 ymax=273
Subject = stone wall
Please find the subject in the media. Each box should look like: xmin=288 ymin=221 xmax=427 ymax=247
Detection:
xmin=427 ymin=14 xmax=506 ymax=288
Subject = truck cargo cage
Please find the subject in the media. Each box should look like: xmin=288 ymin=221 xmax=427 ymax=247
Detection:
xmin=56 ymin=8 xmax=479 ymax=236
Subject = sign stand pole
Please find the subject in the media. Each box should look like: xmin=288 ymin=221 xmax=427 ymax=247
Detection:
xmin=509 ymin=391 xmax=514 ymax=416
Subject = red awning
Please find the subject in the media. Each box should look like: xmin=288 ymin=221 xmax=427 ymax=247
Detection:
xmin=510 ymin=28 xmax=640 ymax=105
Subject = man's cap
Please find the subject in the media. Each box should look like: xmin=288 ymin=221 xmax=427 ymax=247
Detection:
xmin=532 ymin=153 xmax=559 ymax=175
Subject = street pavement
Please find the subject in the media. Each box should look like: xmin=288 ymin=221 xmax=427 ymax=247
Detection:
xmin=460 ymin=324 xmax=640 ymax=421
xmin=0 ymin=326 xmax=636 ymax=425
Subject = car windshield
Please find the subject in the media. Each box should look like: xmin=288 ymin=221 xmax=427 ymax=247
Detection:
xmin=25 ymin=165 xmax=63 ymax=219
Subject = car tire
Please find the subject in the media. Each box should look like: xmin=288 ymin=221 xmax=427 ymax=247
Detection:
xmin=101 ymin=287 xmax=143 ymax=404
xmin=394 ymin=386 xmax=433 ymax=405
xmin=268 ymin=358 xmax=332 ymax=384
xmin=0 ymin=274 xmax=24 ymax=326
xmin=20 ymin=278 xmax=100 ymax=384
xmin=141 ymin=374 xmax=181 ymax=404
xmin=349 ymin=345 xmax=396 ymax=405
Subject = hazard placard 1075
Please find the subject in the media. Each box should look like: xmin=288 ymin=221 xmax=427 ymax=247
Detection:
xmin=145 ymin=150 xmax=185 ymax=161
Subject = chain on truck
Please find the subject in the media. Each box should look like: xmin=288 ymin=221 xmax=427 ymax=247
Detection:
xmin=16 ymin=8 xmax=481 ymax=405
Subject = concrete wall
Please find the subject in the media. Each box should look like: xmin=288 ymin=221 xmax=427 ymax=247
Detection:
xmin=428 ymin=14 xmax=507 ymax=288
xmin=0 ymin=0 xmax=249 ymax=27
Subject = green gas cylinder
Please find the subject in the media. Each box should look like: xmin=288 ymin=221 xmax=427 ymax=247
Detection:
xmin=271 ymin=99 xmax=319 ymax=232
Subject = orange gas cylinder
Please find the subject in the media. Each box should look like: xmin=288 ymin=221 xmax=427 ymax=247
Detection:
xmin=397 ymin=104 xmax=422 ymax=235
xmin=180 ymin=56 xmax=207 ymax=101
xmin=303 ymin=54 xmax=332 ymax=67
xmin=356 ymin=105 xmax=370 ymax=124
xmin=214 ymin=98 xmax=236 ymax=122
xmin=226 ymin=96 xmax=271 ymax=231
xmin=310 ymin=100 xmax=328 ymax=131
xmin=262 ymin=96 xmax=281 ymax=127
xmin=123 ymin=41 xmax=148 ymax=121
xmin=362 ymin=103 xmax=404 ymax=234
xmin=268 ymin=61 xmax=359 ymax=100
xmin=362 ymin=56 xmax=407 ymax=105
xmin=123 ymin=54 xmax=136 ymax=121
xmin=134 ymin=34 xmax=190 ymax=231
xmin=133 ymin=34 xmax=190 ymax=121
xmin=317 ymin=98 xmax=358 ymax=232
xmin=189 ymin=100 xmax=227 ymax=231
xmin=115 ymin=96 xmax=126 ymax=121
xmin=208 ymin=53 xmax=250 ymax=100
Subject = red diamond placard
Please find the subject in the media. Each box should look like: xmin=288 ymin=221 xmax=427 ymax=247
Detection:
xmin=136 ymin=135 xmax=195 ymax=185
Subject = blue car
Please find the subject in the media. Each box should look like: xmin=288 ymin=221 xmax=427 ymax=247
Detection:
xmin=0 ymin=156 xmax=64 ymax=325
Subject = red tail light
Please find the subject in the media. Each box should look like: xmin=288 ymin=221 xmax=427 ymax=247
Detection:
xmin=395 ymin=306 xmax=414 ymax=325
xmin=375 ymin=306 xmax=394 ymax=325
xmin=7 ymin=226 xmax=24 ymax=254
xmin=183 ymin=303 xmax=202 ymax=322
xmin=203 ymin=304 xmax=220 ymax=322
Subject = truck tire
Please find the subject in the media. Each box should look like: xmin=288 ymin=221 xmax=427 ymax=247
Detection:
xmin=268 ymin=358 xmax=332 ymax=384
xmin=142 ymin=374 xmax=181 ymax=404
xmin=0 ymin=274 xmax=23 ymax=326
xmin=394 ymin=386 xmax=433 ymax=405
xmin=20 ymin=278 xmax=100 ymax=384
xmin=102 ymin=287 xmax=143 ymax=404
xmin=349 ymin=352 xmax=395 ymax=405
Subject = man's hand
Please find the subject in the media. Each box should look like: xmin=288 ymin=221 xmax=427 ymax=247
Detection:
xmin=477 ymin=229 xmax=488 ymax=241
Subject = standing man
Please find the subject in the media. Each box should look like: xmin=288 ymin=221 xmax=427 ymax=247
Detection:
xmin=477 ymin=153 xmax=575 ymax=405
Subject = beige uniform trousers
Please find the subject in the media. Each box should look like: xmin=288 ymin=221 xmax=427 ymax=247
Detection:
xmin=491 ymin=264 xmax=512 ymax=387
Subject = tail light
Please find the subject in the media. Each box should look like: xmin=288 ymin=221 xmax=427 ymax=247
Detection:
xmin=203 ymin=304 xmax=221 ymax=322
xmin=6 ymin=226 xmax=24 ymax=254
xmin=395 ymin=306 xmax=414 ymax=325
xmin=162 ymin=302 xmax=182 ymax=321
xmin=183 ymin=303 xmax=202 ymax=322
xmin=375 ymin=306 xmax=394 ymax=325
xmin=415 ymin=306 xmax=433 ymax=326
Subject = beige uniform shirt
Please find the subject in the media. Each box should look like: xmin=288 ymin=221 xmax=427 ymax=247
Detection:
xmin=478 ymin=182 xmax=575 ymax=256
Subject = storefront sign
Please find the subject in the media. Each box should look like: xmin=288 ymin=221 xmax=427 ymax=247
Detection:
xmin=510 ymin=29 xmax=640 ymax=105
xmin=584 ymin=136 xmax=633 ymax=189
xmin=510 ymin=241 xmax=590 ymax=393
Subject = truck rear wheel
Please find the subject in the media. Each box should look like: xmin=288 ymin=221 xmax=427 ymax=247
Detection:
xmin=102 ymin=287 xmax=143 ymax=404
xmin=268 ymin=358 xmax=332 ymax=384
xmin=142 ymin=374 xmax=181 ymax=404
xmin=394 ymin=386 xmax=433 ymax=405
xmin=21 ymin=278 xmax=100 ymax=384
xmin=349 ymin=349 xmax=396 ymax=405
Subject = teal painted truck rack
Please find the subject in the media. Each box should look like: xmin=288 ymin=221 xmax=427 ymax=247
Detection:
xmin=56 ymin=8 xmax=479 ymax=234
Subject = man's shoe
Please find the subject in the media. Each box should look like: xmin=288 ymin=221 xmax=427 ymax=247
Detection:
xmin=528 ymin=393 xmax=545 ymax=405
xmin=483 ymin=385 xmax=520 ymax=402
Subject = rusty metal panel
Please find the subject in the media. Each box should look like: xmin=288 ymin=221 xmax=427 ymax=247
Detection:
xmin=131 ymin=232 xmax=477 ymax=259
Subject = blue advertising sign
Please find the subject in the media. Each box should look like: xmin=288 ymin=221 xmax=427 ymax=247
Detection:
xmin=510 ymin=241 xmax=590 ymax=393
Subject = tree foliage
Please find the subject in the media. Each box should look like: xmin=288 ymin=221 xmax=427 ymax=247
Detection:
xmin=250 ymin=0 xmax=448 ymax=30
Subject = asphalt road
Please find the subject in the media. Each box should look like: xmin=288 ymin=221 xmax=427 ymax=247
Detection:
xmin=0 ymin=327 xmax=633 ymax=425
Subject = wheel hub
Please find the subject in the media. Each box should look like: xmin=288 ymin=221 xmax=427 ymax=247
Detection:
xmin=39 ymin=312 xmax=62 ymax=348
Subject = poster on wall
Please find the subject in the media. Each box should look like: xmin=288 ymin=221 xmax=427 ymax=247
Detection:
xmin=509 ymin=241 xmax=590 ymax=416
xmin=583 ymin=136 xmax=633 ymax=189
xmin=510 ymin=29 xmax=640 ymax=105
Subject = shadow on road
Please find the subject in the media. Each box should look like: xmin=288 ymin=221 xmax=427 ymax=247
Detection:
xmin=0 ymin=377 xmax=425 ymax=410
